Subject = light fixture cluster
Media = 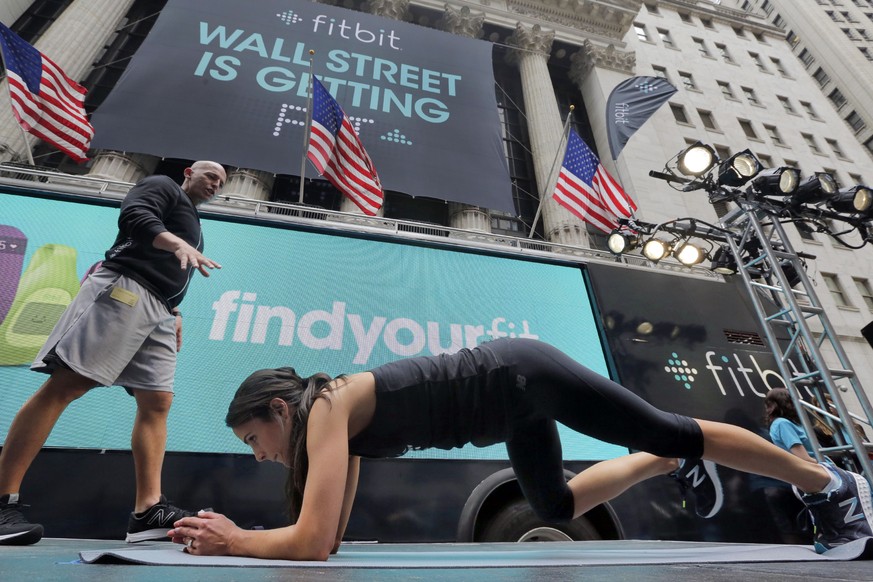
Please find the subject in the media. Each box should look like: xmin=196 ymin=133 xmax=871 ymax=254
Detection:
xmin=676 ymin=142 xmax=873 ymax=220
xmin=607 ymin=222 xmax=715 ymax=268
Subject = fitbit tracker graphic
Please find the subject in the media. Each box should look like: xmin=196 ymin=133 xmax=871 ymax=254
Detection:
xmin=0 ymin=225 xmax=27 ymax=325
xmin=0 ymin=243 xmax=80 ymax=366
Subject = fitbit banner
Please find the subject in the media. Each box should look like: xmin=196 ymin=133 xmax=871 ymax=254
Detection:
xmin=90 ymin=0 xmax=514 ymax=212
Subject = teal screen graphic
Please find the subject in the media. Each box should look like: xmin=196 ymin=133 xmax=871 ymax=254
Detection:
xmin=0 ymin=191 xmax=626 ymax=461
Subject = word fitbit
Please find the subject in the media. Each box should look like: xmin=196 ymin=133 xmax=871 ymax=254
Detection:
xmin=208 ymin=291 xmax=539 ymax=365
xmin=666 ymin=350 xmax=792 ymax=397
xmin=311 ymin=15 xmax=401 ymax=50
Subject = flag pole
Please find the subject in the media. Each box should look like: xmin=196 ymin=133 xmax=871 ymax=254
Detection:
xmin=298 ymin=49 xmax=315 ymax=204
xmin=0 ymin=43 xmax=36 ymax=166
xmin=528 ymin=105 xmax=574 ymax=239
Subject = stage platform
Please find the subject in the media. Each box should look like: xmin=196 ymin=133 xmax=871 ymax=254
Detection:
xmin=3 ymin=538 xmax=872 ymax=582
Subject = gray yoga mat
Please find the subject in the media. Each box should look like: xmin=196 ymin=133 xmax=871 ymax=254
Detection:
xmin=79 ymin=538 xmax=873 ymax=568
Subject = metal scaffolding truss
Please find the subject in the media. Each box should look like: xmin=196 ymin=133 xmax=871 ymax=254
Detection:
xmin=722 ymin=203 xmax=873 ymax=480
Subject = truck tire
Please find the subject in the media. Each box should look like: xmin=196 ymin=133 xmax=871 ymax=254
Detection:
xmin=478 ymin=499 xmax=602 ymax=542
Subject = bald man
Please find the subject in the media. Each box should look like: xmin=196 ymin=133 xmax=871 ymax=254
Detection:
xmin=0 ymin=162 xmax=227 ymax=546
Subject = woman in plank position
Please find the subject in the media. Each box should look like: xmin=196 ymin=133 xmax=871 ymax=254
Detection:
xmin=169 ymin=338 xmax=873 ymax=560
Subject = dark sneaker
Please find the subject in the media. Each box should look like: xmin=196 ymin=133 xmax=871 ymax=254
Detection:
xmin=670 ymin=458 xmax=724 ymax=519
xmin=125 ymin=496 xmax=199 ymax=543
xmin=802 ymin=464 xmax=873 ymax=554
xmin=0 ymin=494 xmax=43 ymax=546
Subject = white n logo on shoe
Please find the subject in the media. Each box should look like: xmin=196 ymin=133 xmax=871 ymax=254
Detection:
xmin=840 ymin=497 xmax=864 ymax=524
xmin=685 ymin=465 xmax=707 ymax=488
xmin=146 ymin=509 xmax=176 ymax=526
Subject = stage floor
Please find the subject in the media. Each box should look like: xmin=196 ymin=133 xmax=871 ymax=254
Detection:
xmin=4 ymin=538 xmax=873 ymax=582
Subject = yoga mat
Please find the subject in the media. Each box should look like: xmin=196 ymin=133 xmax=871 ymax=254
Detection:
xmin=79 ymin=538 xmax=873 ymax=568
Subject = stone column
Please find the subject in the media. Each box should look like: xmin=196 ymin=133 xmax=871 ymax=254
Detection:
xmin=569 ymin=41 xmax=635 ymax=185
xmin=507 ymin=23 xmax=587 ymax=247
xmin=221 ymin=167 xmax=274 ymax=202
xmin=87 ymin=151 xmax=157 ymax=183
xmin=440 ymin=5 xmax=491 ymax=233
xmin=0 ymin=0 xmax=135 ymax=163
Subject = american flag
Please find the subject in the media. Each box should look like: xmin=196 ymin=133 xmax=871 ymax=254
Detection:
xmin=306 ymin=77 xmax=382 ymax=215
xmin=552 ymin=129 xmax=637 ymax=233
xmin=0 ymin=22 xmax=93 ymax=162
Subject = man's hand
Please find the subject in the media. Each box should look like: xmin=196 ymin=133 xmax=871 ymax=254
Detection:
xmin=152 ymin=232 xmax=222 ymax=277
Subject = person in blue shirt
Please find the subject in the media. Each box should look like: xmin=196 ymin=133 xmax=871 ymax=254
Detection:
xmin=765 ymin=388 xmax=817 ymax=462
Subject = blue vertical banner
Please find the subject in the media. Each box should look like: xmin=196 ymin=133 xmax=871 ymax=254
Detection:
xmin=606 ymin=76 xmax=677 ymax=161
xmin=90 ymin=0 xmax=513 ymax=211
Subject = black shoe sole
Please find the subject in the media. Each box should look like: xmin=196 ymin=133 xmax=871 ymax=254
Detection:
xmin=0 ymin=525 xmax=44 ymax=546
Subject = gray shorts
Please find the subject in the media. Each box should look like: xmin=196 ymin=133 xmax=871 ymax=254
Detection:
xmin=31 ymin=269 xmax=177 ymax=392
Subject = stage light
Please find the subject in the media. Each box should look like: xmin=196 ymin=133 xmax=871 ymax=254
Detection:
xmin=717 ymin=149 xmax=762 ymax=187
xmin=710 ymin=245 xmax=738 ymax=275
xmin=790 ymin=172 xmax=838 ymax=205
xmin=779 ymin=260 xmax=803 ymax=288
xmin=751 ymin=167 xmax=800 ymax=196
xmin=673 ymin=241 xmax=706 ymax=266
xmin=642 ymin=238 xmax=671 ymax=262
xmin=607 ymin=229 xmax=640 ymax=255
xmin=827 ymin=185 xmax=873 ymax=214
xmin=677 ymin=142 xmax=717 ymax=177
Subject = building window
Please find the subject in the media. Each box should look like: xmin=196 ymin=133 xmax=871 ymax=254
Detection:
xmin=734 ymin=26 xmax=747 ymax=37
xmin=714 ymin=145 xmax=732 ymax=161
xmin=829 ymin=88 xmax=848 ymax=108
xmin=749 ymin=52 xmax=768 ymax=72
xmin=678 ymin=71 xmax=697 ymax=90
xmin=753 ymin=31 xmax=768 ymax=43
xmin=764 ymin=124 xmax=785 ymax=146
xmin=761 ymin=0 xmax=774 ymax=15
xmin=777 ymin=95 xmax=797 ymax=114
xmin=634 ymin=23 xmax=650 ymax=42
xmin=701 ymin=17 xmax=715 ymax=29
xmin=843 ymin=27 xmax=857 ymax=39
xmin=865 ymin=136 xmax=873 ymax=155
xmin=786 ymin=30 xmax=800 ymax=47
xmin=802 ymin=133 xmax=823 ymax=154
xmin=679 ymin=12 xmax=693 ymax=23
xmin=717 ymin=80 xmax=736 ymax=99
xmin=770 ymin=57 xmax=788 ymax=76
xmin=658 ymin=28 xmax=675 ymax=48
xmin=698 ymin=109 xmax=719 ymax=131
xmin=854 ymin=278 xmax=873 ymax=311
xmin=693 ymin=38 xmax=712 ymax=57
xmin=800 ymin=101 xmax=820 ymax=119
xmin=796 ymin=223 xmax=817 ymax=241
xmin=849 ymin=172 xmax=864 ymax=184
xmin=715 ymin=43 xmax=734 ymax=63
xmin=757 ymin=153 xmax=774 ymax=167
xmin=739 ymin=119 xmax=759 ymax=139
xmin=860 ymin=46 xmax=873 ymax=60
xmin=652 ymin=65 xmax=670 ymax=81
xmin=742 ymin=86 xmax=761 ymax=105
xmin=644 ymin=2 xmax=660 ymax=14
xmin=859 ymin=28 xmax=873 ymax=40
xmin=847 ymin=110 xmax=867 ymax=132
xmin=826 ymin=138 xmax=847 ymax=158
xmin=812 ymin=67 xmax=830 ymax=87
xmin=798 ymin=48 xmax=815 ymax=67
xmin=822 ymin=273 xmax=852 ymax=307
xmin=670 ymin=103 xmax=691 ymax=124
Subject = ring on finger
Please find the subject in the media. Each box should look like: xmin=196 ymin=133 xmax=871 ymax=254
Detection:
xmin=186 ymin=538 xmax=194 ymax=548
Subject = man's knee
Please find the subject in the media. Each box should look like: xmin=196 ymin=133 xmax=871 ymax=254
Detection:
xmin=133 ymin=389 xmax=174 ymax=416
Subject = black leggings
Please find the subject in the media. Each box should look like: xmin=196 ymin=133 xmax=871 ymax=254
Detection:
xmin=499 ymin=339 xmax=704 ymax=522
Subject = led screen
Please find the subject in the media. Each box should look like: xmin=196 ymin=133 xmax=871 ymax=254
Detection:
xmin=0 ymin=190 xmax=625 ymax=461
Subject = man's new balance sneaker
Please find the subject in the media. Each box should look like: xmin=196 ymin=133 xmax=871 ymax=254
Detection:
xmin=802 ymin=464 xmax=873 ymax=554
xmin=670 ymin=458 xmax=724 ymax=519
xmin=125 ymin=496 xmax=199 ymax=543
xmin=0 ymin=494 xmax=43 ymax=546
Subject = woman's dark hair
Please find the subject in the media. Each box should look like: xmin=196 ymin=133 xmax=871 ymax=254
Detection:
xmin=764 ymin=388 xmax=800 ymax=426
xmin=226 ymin=367 xmax=334 ymax=520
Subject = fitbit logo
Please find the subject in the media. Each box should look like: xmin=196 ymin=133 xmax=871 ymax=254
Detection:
xmin=274 ymin=11 xmax=402 ymax=50
xmin=665 ymin=350 xmax=794 ymax=397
